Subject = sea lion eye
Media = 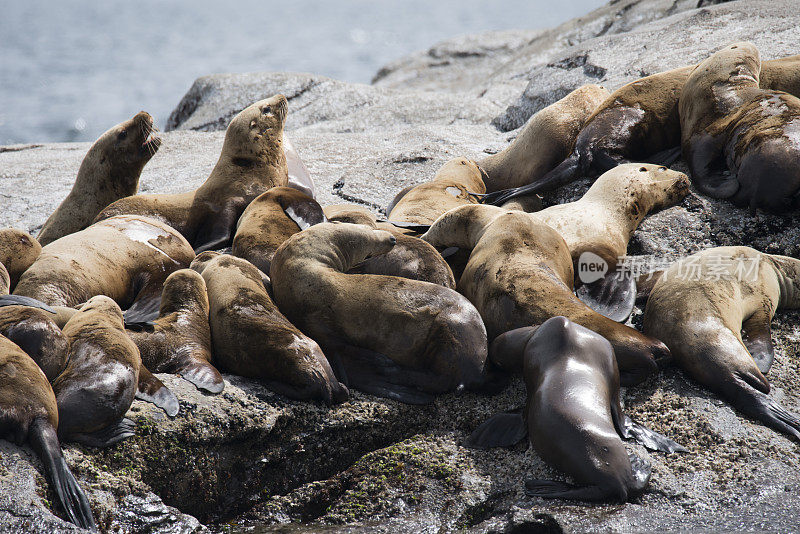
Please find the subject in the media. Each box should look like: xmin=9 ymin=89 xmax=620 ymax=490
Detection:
xmin=639 ymin=167 xmax=647 ymax=172
xmin=262 ymin=106 xmax=271 ymax=115
xmin=117 ymin=130 xmax=128 ymax=140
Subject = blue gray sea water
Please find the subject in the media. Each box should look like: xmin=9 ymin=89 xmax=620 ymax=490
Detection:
xmin=1 ymin=0 xmax=605 ymax=145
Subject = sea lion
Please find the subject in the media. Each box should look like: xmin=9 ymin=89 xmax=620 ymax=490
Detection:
xmin=760 ymin=54 xmax=800 ymax=99
xmin=14 ymin=215 xmax=195 ymax=324
xmin=284 ymin=136 xmax=316 ymax=198
xmin=126 ymin=269 xmax=223 ymax=394
xmin=270 ymin=222 xmax=490 ymax=404
xmin=323 ymin=204 xmax=378 ymax=227
xmin=642 ymin=246 xmax=800 ymax=440
xmin=421 ymin=205 xmax=668 ymax=386
xmin=468 ymin=317 xmax=685 ymax=501
xmin=0 ymin=334 xmax=96 ymax=530
xmin=53 ymin=296 xmax=141 ymax=446
xmin=387 ymin=157 xmax=487 ymax=225
xmin=0 ymin=264 xmax=8 ymax=296
xmin=680 ymin=42 xmax=800 ymax=211
xmin=0 ymin=306 xmax=68 ymax=381
xmin=0 ymin=228 xmax=41 ymax=291
xmin=479 ymin=84 xmax=610 ymax=192
xmin=232 ymin=186 xmax=326 ymax=274
xmin=96 ymin=95 xmax=290 ymax=251
xmin=191 ymin=252 xmax=348 ymax=405
xmin=37 ymin=112 xmax=161 ymax=246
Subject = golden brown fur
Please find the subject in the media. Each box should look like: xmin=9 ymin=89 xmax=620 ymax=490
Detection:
xmin=0 ymin=228 xmax=41 ymax=290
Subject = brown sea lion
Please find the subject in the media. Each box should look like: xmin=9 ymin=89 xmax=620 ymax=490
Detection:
xmin=0 ymin=335 xmax=96 ymax=530
xmin=0 ymin=228 xmax=41 ymax=291
xmin=479 ymin=84 xmax=610 ymax=192
xmin=643 ymin=246 xmax=800 ymax=440
xmin=14 ymin=215 xmax=195 ymax=324
xmin=0 ymin=306 xmax=68 ymax=381
xmin=760 ymin=54 xmax=800 ymax=99
xmin=96 ymin=95 xmax=290 ymax=251
xmin=680 ymin=42 xmax=800 ymax=211
xmin=323 ymin=204 xmax=377 ymax=227
xmin=0 ymin=264 xmax=8 ymax=296
xmin=421 ymin=205 xmax=668 ymax=386
xmin=270 ymin=222 xmax=490 ymax=404
xmin=190 ymin=252 xmax=348 ymax=405
xmin=284 ymin=136 xmax=316 ymax=199
xmin=37 ymin=112 xmax=161 ymax=246
xmin=468 ymin=317 xmax=684 ymax=501
xmin=54 ymin=297 xmax=141 ymax=446
xmin=126 ymin=269 xmax=222 ymax=395
xmin=232 ymin=186 xmax=326 ymax=274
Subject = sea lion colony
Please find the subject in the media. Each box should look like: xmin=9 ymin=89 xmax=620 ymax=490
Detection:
xmin=1 ymin=41 xmax=800 ymax=528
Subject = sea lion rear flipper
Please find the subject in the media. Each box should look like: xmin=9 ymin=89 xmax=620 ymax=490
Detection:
xmin=741 ymin=310 xmax=776 ymax=374
xmin=524 ymin=479 xmax=614 ymax=502
xmin=480 ymin=151 xmax=581 ymax=206
xmin=729 ymin=375 xmax=800 ymax=441
xmin=464 ymin=412 xmax=526 ymax=449
xmin=136 ymin=366 xmax=180 ymax=416
xmin=0 ymin=294 xmax=56 ymax=313
xmin=28 ymin=419 xmax=97 ymax=531
xmin=384 ymin=221 xmax=432 ymax=234
xmin=687 ymin=134 xmax=739 ymax=199
xmin=193 ymin=210 xmax=237 ymax=253
xmin=617 ymin=412 xmax=687 ymax=454
xmin=68 ymin=418 xmax=136 ymax=448
xmin=576 ymin=270 xmax=636 ymax=323
xmin=178 ymin=360 xmax=225 ymax=394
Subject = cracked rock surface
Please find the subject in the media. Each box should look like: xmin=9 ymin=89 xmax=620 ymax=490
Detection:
xmin=1 ymin=0 xmax=800 ymax=532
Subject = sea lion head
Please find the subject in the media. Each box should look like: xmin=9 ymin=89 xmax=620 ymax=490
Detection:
xmin=434 ymin=157 xmax=487 ymax=193
xmin=627 ymin=163 xmax=690 ymax=213
xmin=91 ymin=111 xmax=161 ymax=168
xmin=291 ymin=222 xmax=396 ymax=272
xmin=224 ymin=94 xmax=289 ymax=163
xmin=189 ymin=250 xmax=222 ymax=275
xmin=78 ymin=295 xmax=124 ymax=324
xmin=160 ymin=269 xmax=209 ymax=314
xmin=0 ymin=228 xmax=42 ymax=287
xmin=693 ymin=41 xmax=760 ymax=88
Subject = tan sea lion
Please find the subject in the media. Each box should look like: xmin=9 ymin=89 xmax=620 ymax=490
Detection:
xmin=37 ymin=112 xmax=161 ymax=246
xmin=323 ymin=204 xmax=377 ymax=227
xmin=479 ymin=84 xmax=610 ymax=192
xmin=54 ymin=296 xmax=141 ymax=446
xmin=0 ymin=306 xmax=68 ymax=381
xmin=190 ymin=252 xmax=348 ymax=405
xmin=14 ymin=215 xmax=195 ymax=324
xmin=421 ymin=205 xmax=668 ymax=386
xmin=680 ymin=42 xmax=800 ymax=211
xmin=468 ymin=317 xmax=684 ymax=501
xmin=643 ymin=246 xmax=800 ymax=440
xmin=126 ymin=269 xmax=222 ymax=394
xmin=0 ymin=335 xmax=96 ymax=530
xmin=0 ymin=264 xmax=8 ymax=296
xmin=96 ymin=95 xmax=290 ymax=251
xmin=232 ymin=186 xmax=326 ymax=274
xmin=0 ymin=228 xmax=41 ymax=290
xmin=270 ymin=222 xmax=491 ymax=404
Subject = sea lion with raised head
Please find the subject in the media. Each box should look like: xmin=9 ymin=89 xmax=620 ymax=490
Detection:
xmin=421 ymin=204 xmax=668 ymax=386
xmin=479 ymin=84 xmax=610 ymax=192
xmin=96 ymin=95 xmax=290 ymax=251
xmin=0 ymin=334 xmax=96 ymax=530
xmin=680 ymin=42 xmax=800 ymax=211
xmin=126 ymin=269 xmax=222 ymax=394
xmin=643 ymin=246 xmax=800 ymax=440
xmin=232 ymin=186 xmax=326 ymax=274
xmin=468 ymin=317 xmax=685 ymax=501
xmin=37 ymin=112 xmax=161 ymax=246
xmin=0 ymin=228 xmax=41 ymax=291
xmin=191 ymin=252 xmax=348 ymax=405
xmin=270 ymin=222 xmax=490 ymax=404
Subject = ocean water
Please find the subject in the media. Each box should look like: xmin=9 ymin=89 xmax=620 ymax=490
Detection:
xmin=0 ymin=0 xmax=605 ymax=145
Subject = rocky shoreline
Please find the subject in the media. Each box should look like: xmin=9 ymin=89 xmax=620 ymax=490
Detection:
xmin=2 ymin=0 xmax=800 ymax=532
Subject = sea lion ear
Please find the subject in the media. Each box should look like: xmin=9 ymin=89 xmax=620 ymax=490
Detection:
xmin=576 ymin=270 xmax=636 ymax=323
xmin=741 ymin=309 xmax=776 ymax=374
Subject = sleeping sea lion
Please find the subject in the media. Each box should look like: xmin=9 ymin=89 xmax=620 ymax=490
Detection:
xmin=191 ymin=252 xmax=348 ymax=405
xmin=642 ymin=246 xmax=800 ymax=440
xmin=0 ymin=306 xmax=68 ymax=381
xmin=270 ymin=222 xmax=490 ymax=404
xmin=96 ymin=95 xmax=290 ymax=251
xmin=0 ymin=334 xmax=96 ymax=530
xmin=421 ymin=205 xmax=668 ymax=386
xmin=37 ymin=112 xmax=161 ymax=245
xmin=0 ymin=228 xmax=41 ymax=291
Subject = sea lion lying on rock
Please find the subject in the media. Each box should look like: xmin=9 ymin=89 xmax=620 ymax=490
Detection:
xmin=0 ymin=228 xmax=41 ymax=291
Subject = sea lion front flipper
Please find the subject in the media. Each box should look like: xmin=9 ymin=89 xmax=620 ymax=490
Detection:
xmin=177 ymin=360 xmax=225 ymax=394
xmin=616 ymin=412 xmax=687 ymax=454
xmin=464 ymin=412 xmax=526 ymax=449
xmin=123 ymin=284 xmax=163 ymax=327
xmin=384 ymin=221 xmax=432 ymax=234
xmin=193 ymin=208 xmax=238 ymax=253
xmin=741 ymin=310 xmax=776 ymax=374
xmin=729 ymin=375 xmax=800 ymax=441
xmin=576 ymin=270 xmax=636 ymax=323
xmin=136 ymin=366 xmax=179 ymax=416
xmin=0 ymin=294 xmax=56 ymax=313
xmin=28 ymin=419 xmax=97 ymax=531
xmin=68 ymin=418 xmax=136 ymax=448
xmin=686 ymin=134 xmax=739 ymax=199
xmin=524 ymin=479 xmax=615 ymax=502
xmin=481 ymin=151 xmax=582 ymax=206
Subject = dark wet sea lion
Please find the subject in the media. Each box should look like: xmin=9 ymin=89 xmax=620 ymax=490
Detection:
xmin=479 ymin=84 xmax=609 ymax=192
xmin=126 ymin=269 xmax=222 ymax=394
xmin=96 ymin=95 xmax=290 ymax=251
xmin=270 ymin=222 xmax=490 ymax=404
xmin=191 ymin=252 xmax=348 ymax=405
xmin=0 ymin=334 xmax=96 ymax=530
xmin=0 ymin=306 xmax=68 ymax=381
xmin=421 ymin=205 xmax=668 ymax=386
xmin=643 ymin=246 xmax=800 ymax=440
xmin=470 ymin=317 xmax=684 ymax=501
xmin=232 ymin=186 xmax=326 ymax=274
xmin=680 ymin=42 xmax=800 ymax=211
xmin=14 ymin=215 xmax=195 ymax=324
xmin=37 ymin=112 xmax=161 ymax=246
xmin=0 ymin=228 xmax=42 ymax=291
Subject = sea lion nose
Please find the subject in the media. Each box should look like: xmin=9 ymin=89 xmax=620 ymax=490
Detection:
xmin=389 ymin=235 xmax=397 ymax=246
